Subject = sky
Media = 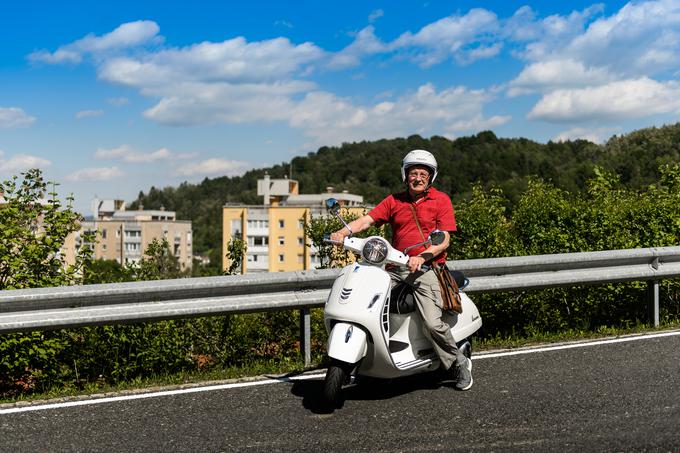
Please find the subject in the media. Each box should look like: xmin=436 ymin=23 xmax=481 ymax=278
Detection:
xmin=2 ymin=0 xmax=680 ymax=213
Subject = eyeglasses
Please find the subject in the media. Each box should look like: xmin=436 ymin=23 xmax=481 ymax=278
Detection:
xmin=408 ymin=171 xmax=430 ymax=180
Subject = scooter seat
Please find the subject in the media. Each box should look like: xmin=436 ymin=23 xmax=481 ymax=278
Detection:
xmin=389 ymin=284 xmax=417 ymax=314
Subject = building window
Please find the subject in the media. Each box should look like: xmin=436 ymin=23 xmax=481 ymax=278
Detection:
xmin=248 ymin=236 xmax=268 ymax=246
xmin=232 ymin=219 xmax=242 ymax=237
xmin=297 ymin=254 xmax=304 ymax=264
xmin=102 ymin=229 xmax=107 ymax=239
xmin=298 ymin=219 xmax=304 ymax=229
xmin=124 ymin=242 xmax=141 ymax=252
xmin=102 ymin=244 xmax=107 ymax=251
xmin=278 ymin=219 xmax=285 ymax=228
xmin=116 ymin=228 xmax=121 ymax=238
xmin=278 ymin=236 xmax=285 ymax=245
xmin=124 ymin=230 xmax=141 ymax=238
xmin=298 ymin=237 xmax=304 ymax=246
xmin=278 ymin=254 xmax=284 ymax=263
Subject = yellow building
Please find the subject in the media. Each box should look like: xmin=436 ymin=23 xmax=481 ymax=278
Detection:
xmin=63 ymin=199 xmax=193 ymax=270
xmin=222 ymin=174 xmax=367 ymax=273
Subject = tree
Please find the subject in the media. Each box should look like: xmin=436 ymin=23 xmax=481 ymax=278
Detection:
xmin=304 ymin=209 xmax=383 ymax=269
xmin=0 ymin=169 xmax=92 ymax=290
xmin=224 ymin=236 xmax=247 ymax=275
xmin=83 ymin=238 xmax=186 ymax=283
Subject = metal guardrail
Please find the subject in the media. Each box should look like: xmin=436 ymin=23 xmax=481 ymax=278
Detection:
xmin=1 ymin=246 xmax=679 ymax=365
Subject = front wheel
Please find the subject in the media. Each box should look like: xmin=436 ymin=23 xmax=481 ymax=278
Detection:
xmin=323 ymin=360 xmax=350 ymax=406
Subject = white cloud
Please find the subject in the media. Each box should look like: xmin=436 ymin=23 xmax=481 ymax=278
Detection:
xmin=66 ymin=167 xmax=125 ymax=182
xmin=553 ymin=126 xmax=617 ymax=144
xmin=508 ymin=59 xmax=615 ymax=96
xmin=0 ymin=107 xmax=36 ymax=128
xmin=528 ymin=77 xmax=680 ymax=122
xmin=274 ymin=20 xmax=293 ymax=29
xmin=28 ymin=20 xmax=161 ymax=64
xmin=511 ymin=1 xmax=680 ymax=93
xmin=92 ymin=33 xmax=324 ymax=127
xmin=563 ymin=0 xmax=680 ymax=75
xmin=95 ymin=145 xmax=184 ymax=163
xmin=76 ymin=109 xmax=104 ymax=119
xmin=176 ymin=158 xmax=251 ymax=177
xmin=505 ymin=1 xmax=680 ymax=128
xmin=98 ymin=36 xmax=324 ymax=87
xmin=328 ymin=26 xmax=386 ymax=69
xmin=368 ymin=9 xmax=384 ymax=23
xmin=0 ymin=153 xmax=51 ymax=173
xmin=141 ymin=81 xmax=311 ymax=126
xmin=289 ymin=83 xmax=503 ymax=146
xmin=391 ymin=8 xmax=500 ymax=67
xmin=448 ymin=115 xmax=511 ymax=133
xmin=107 ymin=97 xmax=129 ymax=106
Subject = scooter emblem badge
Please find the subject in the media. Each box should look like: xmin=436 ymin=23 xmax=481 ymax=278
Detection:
xmin=345 ymin=325 xmax=353 ymax=343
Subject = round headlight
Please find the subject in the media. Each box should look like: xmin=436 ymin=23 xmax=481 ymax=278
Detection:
xmin=362 ymin=238 xmax=389 ymax=265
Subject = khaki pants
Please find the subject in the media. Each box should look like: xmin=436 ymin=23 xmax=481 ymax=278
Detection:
xmin=387 ymin=267 xmax=461 ymax=370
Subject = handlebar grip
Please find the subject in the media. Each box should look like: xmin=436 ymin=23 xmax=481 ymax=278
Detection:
xmin=323 ymin=234 xmax=343 ymax=245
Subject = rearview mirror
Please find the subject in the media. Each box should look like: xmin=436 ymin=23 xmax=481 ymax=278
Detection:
xmin=325 ymin=198 xmax=340 ymax=213
xmin=428 ymin=230 xmax=446 ymax=246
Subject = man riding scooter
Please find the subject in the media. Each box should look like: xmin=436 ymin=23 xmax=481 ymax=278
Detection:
xmin=330 ymin=149 xmax=473 ymax=390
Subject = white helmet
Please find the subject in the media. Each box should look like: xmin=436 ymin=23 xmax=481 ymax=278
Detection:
xmin=401 ymin=149 xmax=438 ymax=183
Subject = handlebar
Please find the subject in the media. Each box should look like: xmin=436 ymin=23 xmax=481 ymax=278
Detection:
xmin=323 ymin=233 xmax=343 ymax=246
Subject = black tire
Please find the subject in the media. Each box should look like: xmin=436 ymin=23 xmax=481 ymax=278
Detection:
xmin=323 ymin=361 xmax=348 ymax=406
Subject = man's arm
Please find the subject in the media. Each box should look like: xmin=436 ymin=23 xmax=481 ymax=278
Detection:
xmin=329 ymin=214 xmax=375 ymax=243
xmin=408 ymin=230 xmax=450 ymax=272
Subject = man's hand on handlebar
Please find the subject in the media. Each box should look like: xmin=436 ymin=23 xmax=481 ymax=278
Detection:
xmin=329 ymin=230 xmax=346 ymax=244
xmin=408 ymin=255 xmax=426 ymax=273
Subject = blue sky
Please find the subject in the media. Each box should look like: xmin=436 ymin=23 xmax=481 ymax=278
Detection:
xmin=2 ymin=0 xmax=679 ymax=213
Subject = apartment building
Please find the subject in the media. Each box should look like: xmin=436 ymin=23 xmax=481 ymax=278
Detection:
xmin=63 ymin=199 xmax=193 ymax=269
xmin=222 ymin=174 xmax=367 ymax=273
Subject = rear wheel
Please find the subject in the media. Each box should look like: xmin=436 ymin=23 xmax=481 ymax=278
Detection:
xmin=323 ymin=360 xmax=350 ymax=406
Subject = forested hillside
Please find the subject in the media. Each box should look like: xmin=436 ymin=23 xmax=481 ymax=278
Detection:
xmin=130 ymin=123 xmax=680 ymax=268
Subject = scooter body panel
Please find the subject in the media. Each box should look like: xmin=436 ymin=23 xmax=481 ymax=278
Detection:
xmin=443 ymin=292 xmax=483 ymax=342
xmin=324 ymin=263 xmax=393 ymax=369
xmin=324 ymin=261 xmax=483 ymax=381
xmin=326 ymin=322 xmax=368 ymax=363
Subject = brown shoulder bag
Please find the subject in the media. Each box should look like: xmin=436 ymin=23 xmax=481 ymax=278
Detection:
xmin=408 ymin=204 xmax=463 ymax=314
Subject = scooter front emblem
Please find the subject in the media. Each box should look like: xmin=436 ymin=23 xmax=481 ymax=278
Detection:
xmin=345 ymin=325 xmax=353 ymax=343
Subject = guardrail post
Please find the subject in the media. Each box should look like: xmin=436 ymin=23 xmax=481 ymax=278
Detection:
xmin=647 ymin=280 xmax=660 ymax=327
xmin=300 ymin=308 xmax=311 ymax=367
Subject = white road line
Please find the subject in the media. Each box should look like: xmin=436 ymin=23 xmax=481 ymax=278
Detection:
xmin=0 ymin=373 xmax=325 ymax=415
xmin=1 ymin=329 xmax=678 ymax=415
xmin=472 ymin=330 xmax=680 ymax=359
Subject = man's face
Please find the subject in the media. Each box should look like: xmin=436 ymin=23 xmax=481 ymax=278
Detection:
xmin=406 ymin=165 xmax=431 ymax=195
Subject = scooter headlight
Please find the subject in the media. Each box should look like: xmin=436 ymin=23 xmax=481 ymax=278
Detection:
xmin=362 ymin=238 xmax=389 ymax=265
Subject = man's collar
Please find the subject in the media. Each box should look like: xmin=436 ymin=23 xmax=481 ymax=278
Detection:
xmin=407 ymin=186 xmax=434 ymax=202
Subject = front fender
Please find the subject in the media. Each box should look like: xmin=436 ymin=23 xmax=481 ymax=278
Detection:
xmin=327 ymin=322 xmax=368 ymax=364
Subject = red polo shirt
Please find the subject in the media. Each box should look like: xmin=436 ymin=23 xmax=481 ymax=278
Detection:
xmin=368 ymin=187 xmax=456 ymax=263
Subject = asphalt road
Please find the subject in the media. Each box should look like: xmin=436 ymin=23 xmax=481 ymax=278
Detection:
xmin=1 ymin=331 xmax=679 ymax=452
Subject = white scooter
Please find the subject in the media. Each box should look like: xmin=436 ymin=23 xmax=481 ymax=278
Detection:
xmin=322 ymin=198 xmax=483 ymax=405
